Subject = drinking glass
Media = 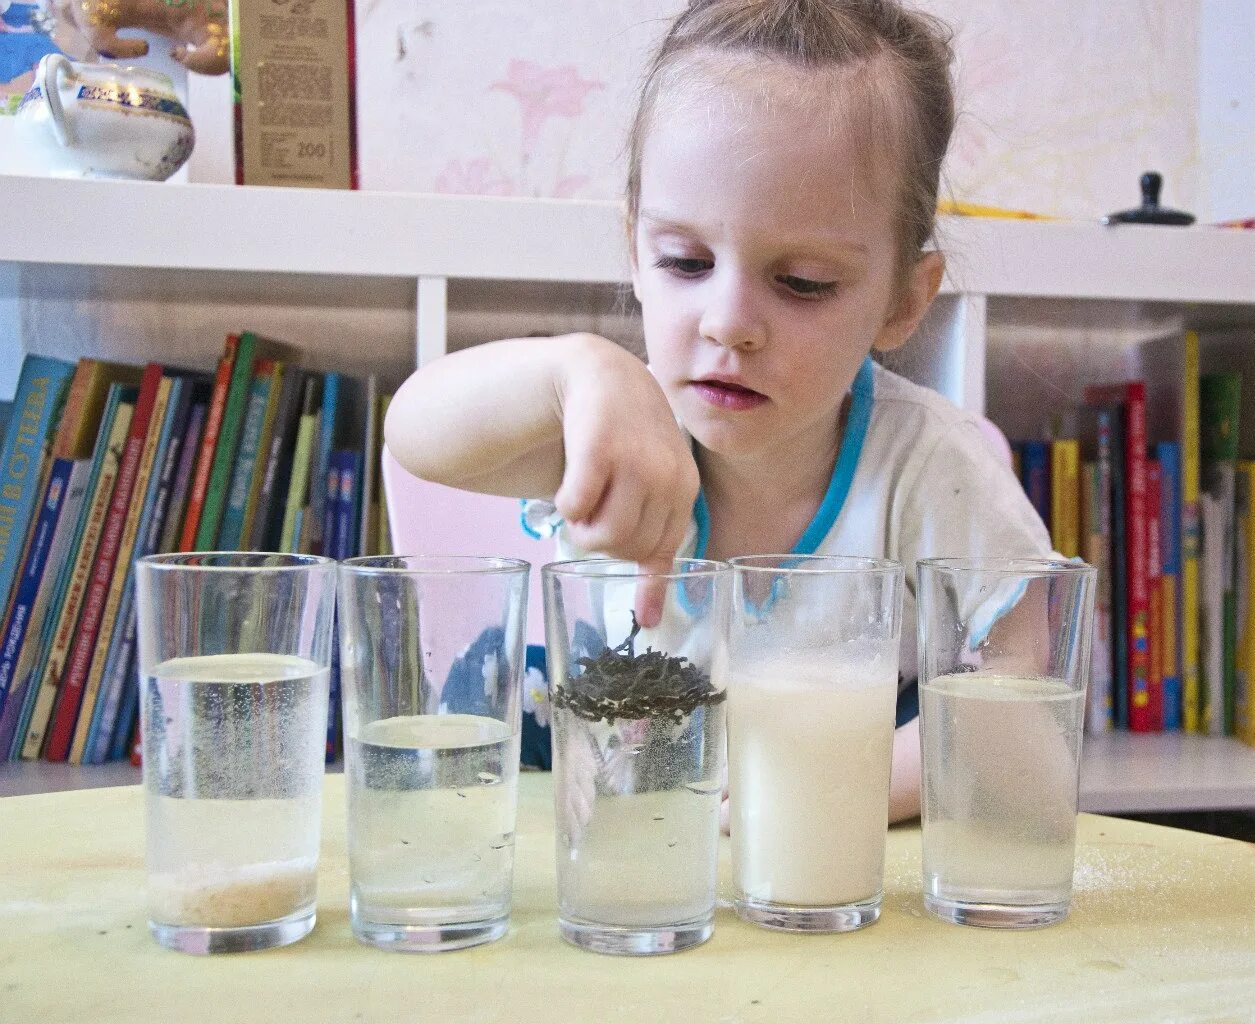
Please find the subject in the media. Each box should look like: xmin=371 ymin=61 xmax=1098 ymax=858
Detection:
xmin=135 ymin=552 xmax=336 ymax=955
xmin=337 ymin=555 xmax=529 ymax=952
xmin=543 ymin=558 xmax=730 ymax=955
xmin=917 ymin=557 xmax=1096 ymax=928
xmin=727 ymin=555 xmax=904 ymax=932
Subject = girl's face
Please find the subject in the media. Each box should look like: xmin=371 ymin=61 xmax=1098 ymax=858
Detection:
xmin=631 ymin=63 xmax=942 ymax=463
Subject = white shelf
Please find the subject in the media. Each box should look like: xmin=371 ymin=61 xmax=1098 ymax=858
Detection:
xmin=1080 ymin=732 xmax=1255 ymax=814
xmin=0 ymin=761 xmax=140 ymax=798
xmin=4 ymin=176 xmax=1255 ymax=303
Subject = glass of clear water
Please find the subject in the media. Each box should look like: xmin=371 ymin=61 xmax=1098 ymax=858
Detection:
xmin=134 ymin=552 xmax=336 ymax=955
xmin=337 ymin=555 xmax=529 ymax=952
xmin=727 ymin=555 xmax=904 ymax=933
xmin=543 ymin=558 xmax=731 ymax=956
xmin=917 ymin=557 xmax=1096 ymax=928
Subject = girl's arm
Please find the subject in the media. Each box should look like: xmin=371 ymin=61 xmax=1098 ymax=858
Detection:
xmin=383 ymin=332 xmax=699 ymax=586
xmin=889 ymin=717 xmax=921 ymax=823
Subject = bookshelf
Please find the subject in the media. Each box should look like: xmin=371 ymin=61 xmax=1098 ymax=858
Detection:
xmin=2 ymin=174 xmax=1255 ymax=807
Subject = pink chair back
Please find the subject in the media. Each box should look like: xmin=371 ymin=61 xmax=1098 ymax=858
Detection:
xmin=381 ymin=446 xmax=553 ymax=644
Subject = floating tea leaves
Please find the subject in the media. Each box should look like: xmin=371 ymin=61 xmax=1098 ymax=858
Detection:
xmin=552 ymin=615 xmax=725 ymax=723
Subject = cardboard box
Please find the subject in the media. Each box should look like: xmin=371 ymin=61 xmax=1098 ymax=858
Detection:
xmin=231 ymin=0 xmax=357 ymax=189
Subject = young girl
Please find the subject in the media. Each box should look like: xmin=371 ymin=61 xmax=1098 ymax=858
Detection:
xmin=384 ymin=0 xmax=1052 ymax=823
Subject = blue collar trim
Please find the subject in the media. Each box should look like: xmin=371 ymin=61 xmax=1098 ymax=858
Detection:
xmin=691 ymin=355 xmax=874 ymax=558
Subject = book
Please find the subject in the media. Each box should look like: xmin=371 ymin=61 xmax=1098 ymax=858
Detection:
xmin=1050 ymin=439 xmax=1081 ymax=558
xmin=1200 ymin=372 xmax=1242 ymax=736
xmin=0 ymin=359 xmax=135 ymax=757
xmin=1018 ymin=441 xmax=1051 ymax=528
xmin=281 ymin=376 xmax=321 ymax=553
xmin=87 ymin=376 xmax=197 ymax=763
xmin=1146 ymin=458 xmax=1164 ymax=731
xmin=217 ymin=358 xmax=275 ymax=549
xmin=20 ymin=386 xmax=135 ymax=759
xmin=1236 ymin=462 xmax=1255 ymax=746
xmin=196 ymin=332 xmax=261 ymax=550
xmin=240 ymin=360 xmax=285 ymax=547
xmin=0 ymin=462 xmax=90 ymax=759
xmin=1181 ymin=332 xmax=1203 ymax=733
xmin=248 ymin=368 xmax=305 ymax=551
xmin=358 ymin=375 xmax=379 ymax=558
xmin=1081 ymin=459 xmax=1113 ymax=734
xmin=0 ymin=356 xmax=77 ymax=622
xmin=179 ymin=335 xmax=240 ymax=551
xmin=1081 ymin=403 xmax=1127 ymax=729
xmin=45 ymin=364 xmax=164 ymax=761
xmin=1085 ymin=382 xmax=1151 ymax=732
xmin=68 ymin=374 xmax=173 ymax=763
xmin=377 ymin=394 xmax=393 ymax=557
xmin=1157 ymin=442 xmax=1183 ymax=730
xmin=310 ymin=371 xmax=340 ymax=555
xmin=159 ymin=396 xmax=209 ymax=555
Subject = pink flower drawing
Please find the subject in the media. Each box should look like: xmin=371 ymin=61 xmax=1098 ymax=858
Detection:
xmin=490 ymin=59 xmax=604 ymax=158
xmin=434 ymin=157 xmax=516 ymax=197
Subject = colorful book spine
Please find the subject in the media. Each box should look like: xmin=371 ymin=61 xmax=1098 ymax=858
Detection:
xmin=1086 ymin=383 xmax=1151 ymax=732
xmin=281 ymin=376 xmax=321 ymax=553
xmin=1201 ymin=372 xmax=1242 ymax=735
xmin=1050 ymin=439 xmax=1081 ymax=558
xmin=87 ymin=377 xmax=194 ymax=763
xmin=1082 ymin=459 xmax=1113 ymax=733
xmin=377 ymin=394 xmax=393 ymax=556
xmin=1019 ymin=441 xmax=1051 ymax=528
xmin=358 ymin=375 xmax=379 ymax=557
xmin=1181 ymin=331 xmax=1203 ymax=732
xmin=1157 ymin=442 xmax=1183 ymax=730
xmin=197 ymin=332 xmax=260 ymax=550
xmin=1236 ymin=462 xmax=1255 ymax=746
xmin=20 ymin=388 xmax=135 ymax=759
xmin=69 ymin=375 xmax=173 ymax=763
xmin=248 ymin=369 xmax=304 ymax=551
xmin=0 ymin=458 xmax=74 ymax=718
xmin=240 ymin=361 xmax=284 ymax=547
xmin=45 ymin=365 xmax=163 ymax=761
xmin=0 ymin=356 xmax=76 ymax=620
xmin=311 ymin=372 xmax=340 ymax=555
xmin=217 ymin=359 xmax=274 ymax=550
xmin=0 ymin=461 xmax=90 ymax=758
xmin=179 ymin=336 xmax=239 ymax=551
xmin=159 ymin=399 xmax=208 ymax=556
xmin=1146 ymin=458 xmax=1164 ymax=731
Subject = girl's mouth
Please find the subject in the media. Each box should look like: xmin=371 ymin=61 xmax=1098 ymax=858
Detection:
xmin=690 ymin=378 xmax=768 ymax=411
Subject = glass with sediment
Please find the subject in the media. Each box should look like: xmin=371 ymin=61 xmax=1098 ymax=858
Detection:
xmin=543 ymin=559 xmax=730 ymax=956
xmin=728 ymin=555 xmax=904 ymax=932
xmin=338 ymin=555 xmax=528 ymax=952
xmin=135 ymin=552 xmax=336 ymax=954
xmin=917 ymin=557 xmax=1096 ymax=928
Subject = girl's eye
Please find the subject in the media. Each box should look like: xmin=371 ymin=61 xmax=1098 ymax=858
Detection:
xmin=654 ymin=255 xmax=712 ymax=276
xmin=777 ymin=275 xmax=838 ymax=297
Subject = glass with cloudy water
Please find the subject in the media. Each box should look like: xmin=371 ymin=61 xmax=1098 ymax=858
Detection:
xmin=917 ymin=557 xmax=1095 ymax=929
xmin=135 ymin=553 xmax=336 ymax=955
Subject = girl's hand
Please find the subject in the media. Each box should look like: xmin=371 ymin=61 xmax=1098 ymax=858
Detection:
xmin=554 ymin=336 xmax=699 ymax=625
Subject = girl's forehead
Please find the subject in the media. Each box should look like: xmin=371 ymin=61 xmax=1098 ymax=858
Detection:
xmin=640 ymin=57 xmax=900 ymax=238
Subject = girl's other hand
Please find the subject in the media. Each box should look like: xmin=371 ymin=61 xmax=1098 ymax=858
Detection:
xmin=553 ymin=335 xmax=699 ymax=626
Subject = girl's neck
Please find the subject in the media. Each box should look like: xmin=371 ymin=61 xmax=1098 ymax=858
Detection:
xmin=696 ymin=399 xmax=848 ymax=560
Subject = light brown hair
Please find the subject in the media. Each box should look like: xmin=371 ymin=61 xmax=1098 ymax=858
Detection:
xmin=626 ymin=0 xmax=955 ymax=278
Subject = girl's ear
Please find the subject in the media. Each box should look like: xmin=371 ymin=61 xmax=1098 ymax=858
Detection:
xmin=872 ymin=250 xmax=945 ymax=353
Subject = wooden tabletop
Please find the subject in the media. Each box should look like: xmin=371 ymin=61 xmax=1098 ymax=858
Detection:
xmin=3 ymin=775 xmax=1255 ymax=1024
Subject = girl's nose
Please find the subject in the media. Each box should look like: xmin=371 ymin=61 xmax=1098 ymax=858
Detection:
xmin=698 ymin=274 xmax=767 ymax=352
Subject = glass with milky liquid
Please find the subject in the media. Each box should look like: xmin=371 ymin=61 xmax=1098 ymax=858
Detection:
xmin=135 ymin=553 xmax=336 ymax=955
xmin=543 ymin=559 xmax=731 ymax=956
xmin=728 ymin=556 xmax=904 ymax=933
xmin=337 ymin=555 xmax=528 ymax=952
xmin=917 ymin=557 xmax=1096 ymax=929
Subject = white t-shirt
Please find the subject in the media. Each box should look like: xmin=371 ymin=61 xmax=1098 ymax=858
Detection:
xmin=525 ymin=358 xmax=1053 ymax=686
